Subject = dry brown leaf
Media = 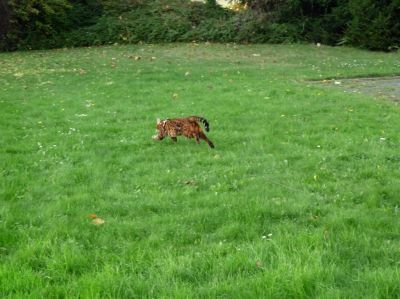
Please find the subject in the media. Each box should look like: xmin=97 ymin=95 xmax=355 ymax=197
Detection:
xmin=88 ymin=214 xmax=97 ymax=219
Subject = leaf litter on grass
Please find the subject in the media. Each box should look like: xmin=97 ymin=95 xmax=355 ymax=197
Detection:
xmin=88 ymin=214 xmax=105 ymax=225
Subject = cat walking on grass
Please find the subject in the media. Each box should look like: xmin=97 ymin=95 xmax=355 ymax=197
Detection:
xmin=153 ymin=116 xmax=215 ymax=148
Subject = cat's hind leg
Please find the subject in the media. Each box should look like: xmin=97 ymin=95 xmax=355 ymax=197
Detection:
xmin=199 ymin=132 xmax=214 ymax=148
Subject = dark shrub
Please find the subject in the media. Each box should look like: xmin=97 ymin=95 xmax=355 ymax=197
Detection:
xmin=1 ymin=0 xmax=399 ymax=51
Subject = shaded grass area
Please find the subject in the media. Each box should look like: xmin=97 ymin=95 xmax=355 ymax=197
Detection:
xmin=1 ymin=44 xmax=400 ymax=298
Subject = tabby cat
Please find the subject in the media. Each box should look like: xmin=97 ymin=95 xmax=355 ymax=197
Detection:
xmin=152 ymin=116 xmax=215 ymax=148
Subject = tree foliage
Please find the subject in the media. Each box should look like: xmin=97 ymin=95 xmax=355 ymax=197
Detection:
xmin=1 ymin=0 xmax=72 ymax=50
xmin=235 ymin=0 xmax=400 ymax=50
xmin=1 ymin=0 xmax=399 ymax=51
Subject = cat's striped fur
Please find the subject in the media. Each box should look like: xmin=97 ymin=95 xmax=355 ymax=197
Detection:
xmin=153 ymin=116 xmax=214 ymax=148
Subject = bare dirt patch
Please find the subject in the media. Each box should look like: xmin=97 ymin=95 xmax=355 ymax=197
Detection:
xmin=316 ymin=76 xmax=400 ymax=103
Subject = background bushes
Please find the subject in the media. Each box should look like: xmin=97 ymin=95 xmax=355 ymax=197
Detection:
xmin=345 ymin=0 xmax=400 ymax=50
xmin=0 ymin=0 xmax=399 ymax=51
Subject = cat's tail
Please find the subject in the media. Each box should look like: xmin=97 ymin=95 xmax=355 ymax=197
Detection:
xmin=191 ymin=116 xmax=210 ymax=132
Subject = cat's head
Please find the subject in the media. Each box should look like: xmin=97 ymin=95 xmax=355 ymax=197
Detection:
xmin=152 ymin=118 xmax=166 ymax=140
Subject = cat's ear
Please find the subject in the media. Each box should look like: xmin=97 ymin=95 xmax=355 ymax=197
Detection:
xmin=157 ymin=118 xmax=161 ymax=124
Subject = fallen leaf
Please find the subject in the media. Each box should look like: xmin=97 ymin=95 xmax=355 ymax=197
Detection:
xmin=88 ymin=214 xmax=97 ymax=219
xmin=256 ymin=260 xmax=263 ymax=268
xmin=92 ymin=218 xmax=105 ymax=225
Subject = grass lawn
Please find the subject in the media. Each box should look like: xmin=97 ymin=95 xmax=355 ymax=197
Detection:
xmin=1 ymin=43 xmax=400 ymax=298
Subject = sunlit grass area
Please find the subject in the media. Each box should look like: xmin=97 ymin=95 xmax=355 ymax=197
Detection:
xmin=1 ymin=43 xmax=400 ymax=298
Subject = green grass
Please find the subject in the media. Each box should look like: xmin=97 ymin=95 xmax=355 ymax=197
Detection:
xmin=1 ymin=43 xmax=400 ymax=298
